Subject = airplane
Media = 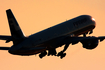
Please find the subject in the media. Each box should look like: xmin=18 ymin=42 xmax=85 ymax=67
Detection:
xmin=0 ymin=9 xmax=105 ymax=59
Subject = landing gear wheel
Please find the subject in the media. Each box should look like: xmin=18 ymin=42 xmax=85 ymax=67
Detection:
xmin=39 ymin=51 xmax=47 ymax=59
xmin=57 ymin=51 xmax=66 ymax=59
xmin=48 ymin=49 xmax=57 ymax=56
xmin=60 ymin=53 xmax=66 ymax=59
xmin=39 ymin=54 xmax=43 ymax=59
xmin=57 ymin=51 xmax=63 ymax=57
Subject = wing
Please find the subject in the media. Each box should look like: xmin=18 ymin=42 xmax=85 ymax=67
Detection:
xmin=0 ymin=35 xmax=12 ymax=43
xmin=0 ymin=35 xmax=11 ymax=40
xmin=55 ymin=36 xmax=105 ymax=48
xmin=0 ymin=47 xmax=10 ymax=50
xmin=0 ymin=35 xmax=11 ymax=50
xmin=98 ymin=36 xmax=105 ymax=42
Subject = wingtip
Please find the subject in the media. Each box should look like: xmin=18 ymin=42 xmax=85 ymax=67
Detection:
xmin=6 ymin=9 xmax=11 ymax=12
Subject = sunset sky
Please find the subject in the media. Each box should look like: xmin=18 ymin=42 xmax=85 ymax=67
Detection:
xmin=0 ymin=0 xmax=105 ymax=70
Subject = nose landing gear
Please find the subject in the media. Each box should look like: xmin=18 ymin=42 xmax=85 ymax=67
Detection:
xmin=89 ymin=30 xmax=93 ymax=34
xmin=83 ymin=30 xmax=93 ymax=37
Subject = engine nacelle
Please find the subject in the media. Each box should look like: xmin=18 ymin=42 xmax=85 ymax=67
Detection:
xmin=81 ymin=39 xmax=99 ymax=49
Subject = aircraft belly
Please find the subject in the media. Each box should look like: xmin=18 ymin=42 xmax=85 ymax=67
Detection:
xmin=9 ymin=38 xmax=58 ymax=56
xmin=9 ymin=47 xmax=47 ymax=55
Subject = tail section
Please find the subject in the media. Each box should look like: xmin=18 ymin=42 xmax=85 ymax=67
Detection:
xmin=6 ymin=9 xmax=25 ymax=45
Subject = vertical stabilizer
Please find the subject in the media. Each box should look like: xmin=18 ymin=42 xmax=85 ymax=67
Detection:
xmin=6 ymin=9 xmax=25 ymax=45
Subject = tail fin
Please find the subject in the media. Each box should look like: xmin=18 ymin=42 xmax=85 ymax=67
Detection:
xmin=6 ymin=9 xmax=25 ymax=45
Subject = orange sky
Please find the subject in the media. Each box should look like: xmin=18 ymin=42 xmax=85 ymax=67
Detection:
xmin=0 ymin=0 xmax=105 ymax=70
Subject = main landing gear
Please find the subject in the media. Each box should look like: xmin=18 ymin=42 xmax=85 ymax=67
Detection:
xmin=39 ymin=51 xmax=47 ymax=58
xmin=48 ymin=48 xmax=57 ymax=56
xmin=57 ymin=51 xmax=66 ymax=59
xmin=39 ymin=49 xmax=57 ymax=59
xmin=39 ymin=50 xmax=66 ymax=59
xmin=39 ymin=43 xmax=69 ymax=59
xmin=56 ymin=43 xmax=69 ymax=59
xmin=47 ymin=48 xmax=66 ymax=59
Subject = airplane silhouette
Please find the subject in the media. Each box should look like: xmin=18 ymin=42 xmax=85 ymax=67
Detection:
xmin=0 ymin=9 xmax=105 ymax=59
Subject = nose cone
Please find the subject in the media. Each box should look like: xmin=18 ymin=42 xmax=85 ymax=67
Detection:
xmin=91 ymin=17 xmax=96 ymax=27
xmin=92 ymin=18 xmax=95 ymax=21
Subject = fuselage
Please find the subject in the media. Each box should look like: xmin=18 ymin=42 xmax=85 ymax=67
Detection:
xmin=9 ymin=15 xmax=96 ymax=55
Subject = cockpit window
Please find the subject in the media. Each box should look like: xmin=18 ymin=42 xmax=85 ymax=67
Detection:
xmin=73 ymin=18 xmax=87 ymax=27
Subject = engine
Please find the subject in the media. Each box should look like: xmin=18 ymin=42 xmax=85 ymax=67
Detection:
xmin=81 ymin=39 xmax=99 ymax=49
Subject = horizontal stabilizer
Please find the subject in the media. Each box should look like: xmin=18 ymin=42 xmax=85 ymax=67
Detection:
xmin=0 ymin=47 xmax=10 ymax=50
xmin=0 ymin=35 xmax=11 ymax=40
